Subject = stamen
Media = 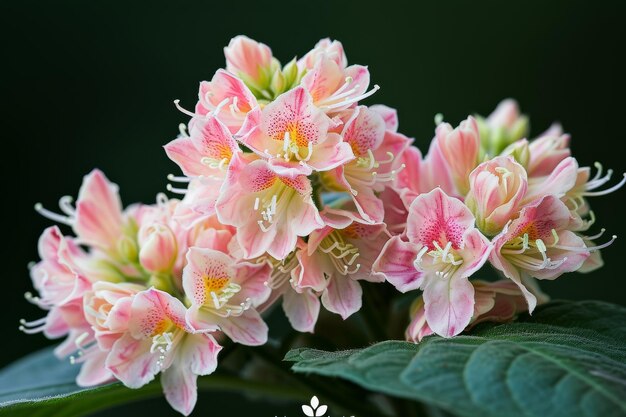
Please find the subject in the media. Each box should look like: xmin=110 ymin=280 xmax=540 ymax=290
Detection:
xmin=58 ymin=196 xmax=76 ymax=216
xmin=173 ymin=99 xmax=200 ymax=119
xmin=178 ymin=123 xmax=189 ymax=137
xmin=34 ymin=203 xmax=73 ymax=226
xmin=584 ymin=228 xmax=606 ymax=241
xmin=321 ymin=85 xmax=381 ymax=110
xmin=167 ymin=174 xmax=191 ymax=183
xmin=18 ymin=316 xmax=47 ymax=334
xmin=556 ymin=235 xmax=617 ymax=252
xmin=156 ymin=193 xmax=169 ymax=207
xmin=166 ymin=184 xmax=188 ymax=195
xmin=584 ymin=173 xmax=626 ymax=197
xmin=213 ymin=98 xmax=230 ymax=115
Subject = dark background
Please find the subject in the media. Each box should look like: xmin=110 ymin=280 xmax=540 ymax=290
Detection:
xmin=1 ymin=1 xmax=625 ymax=416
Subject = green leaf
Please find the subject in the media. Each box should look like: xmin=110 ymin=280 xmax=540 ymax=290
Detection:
xmin=286 ymin=300 xmax=626 ymax=417
xmin=0 ymin=346 xmax=162 ymax=417
xmin=0 ymin=346 xmax=309 ymax=417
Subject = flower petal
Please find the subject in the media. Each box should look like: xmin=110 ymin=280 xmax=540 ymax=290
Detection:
xmin=321 ymin=277 xmax=362 ymax=320
xmin=282 ymin=288 xmax=320 ymax=333
xmin=373 ymin=236 xmax=423 ymax=292
xmin=423 ymin=275 xmax=474 ymax=338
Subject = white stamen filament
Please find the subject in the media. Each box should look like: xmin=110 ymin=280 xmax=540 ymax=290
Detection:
xmin=34 ymin=202 xmax=74 ymax=226
xmin=584 ymin=173 xmax=626 ymax=197
xmin=167 ymin=174 xmax=191 ymax=183
xmin=265 ymin=253 xmax=299 ymax=289
xmin=319 ymin=231 xmax=361 ymax=276
xmin=166 ymin=184 xmax=188 ymax=195
xmin=18 ymin=316 xmax=48 ymax=334
xmin=178 ymin=123 xmax=189 ymax=137
xmin=318 ymin=82 xmax=381 ymax=110
xmin=173 ymin=99 xmax=200 ymax=119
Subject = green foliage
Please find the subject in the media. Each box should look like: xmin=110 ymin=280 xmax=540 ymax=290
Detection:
xmin=2 ymin=301 xmax=625 ymax=417
xmin=286 ymin=301 xmax=626 ymax=417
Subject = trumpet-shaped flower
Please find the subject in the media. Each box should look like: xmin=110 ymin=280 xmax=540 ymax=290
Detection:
xmin=294 ymin=221 xmax=387 ymax=320
xmin=320 ymin=106 xmax=410 ymax=223
xmin=195 ymin=69 xmax=258 ymax=133
xmin=106 ymin=288 xmax=221 ymax=416
xmin=164 ymin=115 xmax=240 ymax=179
xmin=489 ymin=195 xmax=606 ymax=311
xmin=183 ymin=247 xmax=271 ymax=345
xmin=215 ymin=155 xmax=324 ymax=260
xmin=239 ymin=86 xmax=354 ymax=177
xmin=373 ymin=188 xmax=491 ymax=337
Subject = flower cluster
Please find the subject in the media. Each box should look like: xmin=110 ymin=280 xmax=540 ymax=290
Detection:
xmin=375 ymin=100 xmax=622 ymax=339
xmin=21 ymin=36 xmax=623 ymax=415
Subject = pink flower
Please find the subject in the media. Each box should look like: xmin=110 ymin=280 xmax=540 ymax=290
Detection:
xmin=138 ymin=223 xmax=178 ymax=274
xmin=319 ymin=106 xmax=410 ymax=223
xmin=373 ymin=188 xmax=491 ymax=337
xmin=34 ymin=170 xmax=134 ymax=261
xmin=406 ymin=279 xmax=542 ymax=342
xmin=490 ymin=195 xmax=598 ymax=312
xmin=164 ymin=115 xmax=240 ymax=179
xmin=224 ymin=36 xmax=279 ymax=93
xmin=434 ymin=117 xmax=481 ymax=195
xmin=238 ymin=86 xmax=354 ymax=177
xmin=215 ymin=154 xmax=324 ymax=260
xmin=83 ymin=281 xmax=144 ymax=351
xmin=258 ymin=247 xmax=322 ymax=334
xmin=527 ymin=133 xmax=571 ymax=177
xmin=106 ymin=288 xmax=221 ymax=416
xmin=21 ymin=227 xmax=93 ymax=354
xmin=523 ymin=156 xmax=579 ymax=204
xmin=294 ymin=221 xmax=388 ymax=320
xmin=195 ymin=69 xmax=258 ymax=133
xmin=298 ymin=38 xmax=347 ymax=71
xmin=465 ymin=156 xmax=528 ymax=236
xmin=182 ymin=247 xmax=271 ymax=345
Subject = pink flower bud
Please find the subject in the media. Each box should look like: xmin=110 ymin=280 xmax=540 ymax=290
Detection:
xmin=224 ymin=35 xmax=276 ymax=88
xmin=466 ymin=156 xmax=528 ymax=236
xmin=435 ymin=116 xmax=481 ymax=195
xmin=527 ymin=133 xmax=571 ymax=177
xmin=83 ymin=281 xmax=143 ymax=350
xmin=138 ymin=223 xmax=178 ymax=273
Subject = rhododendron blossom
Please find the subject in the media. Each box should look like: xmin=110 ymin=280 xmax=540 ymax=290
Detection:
xmin=20 ymin=37 xmax=624 ymax=416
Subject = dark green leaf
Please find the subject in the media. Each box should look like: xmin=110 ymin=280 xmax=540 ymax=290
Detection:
xmin=286 ymin=300 xmax=626 ymax=417
xmin=0 ymin=346 xmax=162 ymax=417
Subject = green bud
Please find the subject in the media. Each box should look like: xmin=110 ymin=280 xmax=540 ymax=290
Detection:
xmin=501 ymin=139 xmax=530 ymax=168
xmin=270 ymin=69 xmax=285 ymax=96
xmin=117 ymin=235 xmax=138 ymax=263
xmin=281 ymin=58 xmax=299 ymax=88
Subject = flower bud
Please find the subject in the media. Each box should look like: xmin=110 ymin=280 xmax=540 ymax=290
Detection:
xmin=466 ymin=156 xmax=528 ymax=236
xmin=527 ymin=133 xmax=571 ymax=177
xmin=435 ymin=116 xmax=481 ymax=195
xmin=224 ymin=36 xmax=273 ymax=85
xmin=501 ymin=139 xmax=530 ymax=168
xmin=83 ymin=281 xmax=143 ymax=350
xmin=117 ymin=235 xmax=138 ymax=263
xmin=478 ymin=99 xmax=529 ymax=156
xmin=138 ymin=223 xmax=178 ymax=273
xmin=281 ymin=58 xmax=299 ymax=89
xmin=270 ymin=69 xmax=285 ymax=96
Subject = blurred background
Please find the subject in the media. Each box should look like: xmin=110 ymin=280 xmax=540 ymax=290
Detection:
xmin=1 ymin=1 xmax=625 ymax=415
